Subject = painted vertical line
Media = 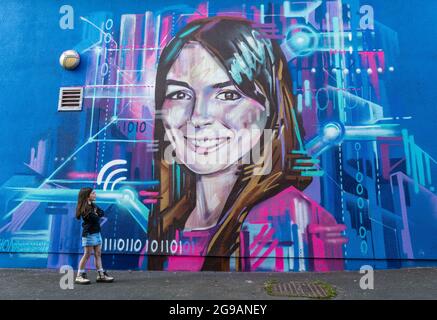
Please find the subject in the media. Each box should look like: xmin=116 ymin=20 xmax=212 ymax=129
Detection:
xmin=372 ymin=141 xmax=381 ymax=205
xmin=292 ymin=224 xmax=299 ymax=272
xmin=373 ymin=141 xmax=379 ymax=171
xmin=401 ymin=129 xmax=411 ymax=176
xmin=119 ymin=15 xmax=127 ymax=69
xmin=337 ymin=0 xmax=347 ymax=63
xmin=131 ymin=15 xmax=136 ymax=75
xmin=292 ymin=79 xmax=298 ymax=95
xmin=290 ymin=107 xmax=304 ymax=151
xmin=172 ymin=162 xmax=175 ymax=200
xmin=155 ymin=14 xmax=161 ymax=53
xmin=181 ymin=163 xmax=184 ymax=191
xmin=260 ymin=4 xmax=265 ymax=24
xmin=113 ymin=69 xmax=120 ymax=117
xmin=415 ymin=147 xmax=425 ymax=187
xmin=89 ymin=47 xmax=102 ymax=138
xmin=141 ymin=12 xmax=150 ymax=84
xmin=297 ymin=94 xmax=303 ymax=113
xmin=176 ymin=164 xmax=180 ymax=199
xmin=394 ymin=173 xmax=414 ymax=259
xmin=115 ymin=15 xmax=130 ymax=117
xmin=409 ymin=135 xmax=419 ymax=193
xmin=325 ymin=12 xmax=331 ymax=58
xmin=297 ymin=70 xmax=302 ymax=87
xmin=295 ymin=200 xmax=305 ymax=272
xmin=304 ymin=80 xmax=311 ymax=108
xmin=333 ymin=17 xmax=345 ymax=123
xmin=425 ymin=153 xmax=432 ymax=186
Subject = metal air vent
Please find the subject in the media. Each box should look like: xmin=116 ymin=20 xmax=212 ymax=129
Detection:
xmin=58 ymin=87 xmax=83 ymax=111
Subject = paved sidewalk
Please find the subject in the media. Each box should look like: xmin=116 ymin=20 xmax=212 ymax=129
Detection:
xmin=0 ymin=267 xmax=436 ymax=300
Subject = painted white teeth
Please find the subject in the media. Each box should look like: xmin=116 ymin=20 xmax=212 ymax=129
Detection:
xmin=187 ymin=137 xmax=227 ymax=149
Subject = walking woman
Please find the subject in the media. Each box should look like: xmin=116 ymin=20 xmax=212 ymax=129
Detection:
xmin=75 ymin=187 xmax=114 ymax=284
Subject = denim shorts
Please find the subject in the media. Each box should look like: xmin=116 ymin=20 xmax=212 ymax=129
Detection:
xmin=82 ymin=232 xmax=102 ymax=247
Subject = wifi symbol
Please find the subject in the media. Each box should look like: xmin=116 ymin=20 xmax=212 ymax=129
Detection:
xmin=97 ymin=159 xmax=128 ymax=191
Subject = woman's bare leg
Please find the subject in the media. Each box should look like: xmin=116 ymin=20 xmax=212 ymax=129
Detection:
xmin=78 ymin=246 xmax=93 ymax=273
xmin=93 ymin=245 xmax=103 ymax=271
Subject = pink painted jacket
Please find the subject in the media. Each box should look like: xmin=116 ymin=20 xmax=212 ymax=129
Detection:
xmin=165 ymin=185 xmax=347 ymax=272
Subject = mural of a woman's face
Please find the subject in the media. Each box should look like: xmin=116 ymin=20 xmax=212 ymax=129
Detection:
xmin=162 ymin=42 xmax=268 ymax=175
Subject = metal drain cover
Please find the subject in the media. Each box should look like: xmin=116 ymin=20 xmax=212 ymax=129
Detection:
xmin=268 ymin=281 xmax=333 ymax=299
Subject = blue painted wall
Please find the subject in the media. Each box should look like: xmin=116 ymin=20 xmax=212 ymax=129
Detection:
xmin=0 ymin=0 xmax=436 ymax=271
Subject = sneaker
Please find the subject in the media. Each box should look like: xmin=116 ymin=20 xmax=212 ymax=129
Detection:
xmin=75 ymin=273 xmax=91 ymax=285
xmin=96 ymin=271 xmax=114 ymax=283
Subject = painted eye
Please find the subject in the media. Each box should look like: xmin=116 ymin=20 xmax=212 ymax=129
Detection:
xmin=166 ymin=91 xmax=192 ymax=100
xmin=216 ymin=90 xmax=241 ymax=101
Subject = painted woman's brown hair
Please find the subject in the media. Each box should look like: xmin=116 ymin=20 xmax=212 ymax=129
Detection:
xmin=148 ymin=17 xmax=312 ymax=271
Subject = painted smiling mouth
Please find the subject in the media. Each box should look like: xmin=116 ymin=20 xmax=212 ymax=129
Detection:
xmin=184 ymin=136 xmax=230 ymax=150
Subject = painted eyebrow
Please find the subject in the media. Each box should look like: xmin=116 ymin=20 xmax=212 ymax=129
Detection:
xmin=166 ymin=79 xmax=192 ymax=90
xmin=165 ymin=80 xmax=234 ymax=90
xmin=212 ymin=81 xmax=233 ymax=89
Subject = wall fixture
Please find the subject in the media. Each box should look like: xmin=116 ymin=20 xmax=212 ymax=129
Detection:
xmin=59 ymin=50 xmax=80 ymax=70
xmin=58 ymin=87 xmax=83 ymax=111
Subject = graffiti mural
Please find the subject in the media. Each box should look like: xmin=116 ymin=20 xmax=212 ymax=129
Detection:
xmin=1 ymin=0 xmax=436 ymax=272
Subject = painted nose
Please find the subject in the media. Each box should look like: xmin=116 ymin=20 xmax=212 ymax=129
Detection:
xmin=190 ymin=115 xmax=214 ymax=128
xmin=190 ymin=96 xmax=213 ymax=128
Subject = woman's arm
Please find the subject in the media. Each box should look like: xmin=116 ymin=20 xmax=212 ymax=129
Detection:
xmin=95 ymin=206 xmax=105 ymax=217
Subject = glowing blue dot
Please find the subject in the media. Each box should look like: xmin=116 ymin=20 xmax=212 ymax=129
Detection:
xmin=323 ymin=123 xmax=342 ymax=142
xmin=291 ymin=32 xmax=310 ymax=48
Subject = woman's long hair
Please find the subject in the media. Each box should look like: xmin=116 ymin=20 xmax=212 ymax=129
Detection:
xmin=75 ymin=188 xmax=93 ymax=220
xmin=148 ymin=17 xmax=313 ymax=271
